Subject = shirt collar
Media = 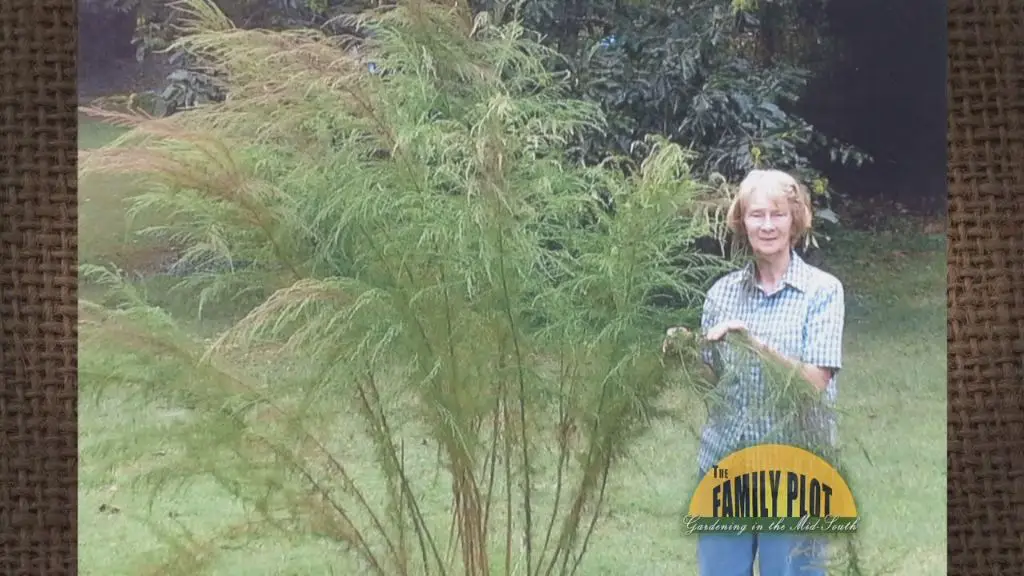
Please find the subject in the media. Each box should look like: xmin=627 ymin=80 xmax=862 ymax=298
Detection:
xmin=743 ymin=249 xmax=809 ymax=294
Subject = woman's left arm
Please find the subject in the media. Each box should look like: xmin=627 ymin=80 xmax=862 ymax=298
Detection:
xmin=753 ymin=281 xmax=846 ymax=392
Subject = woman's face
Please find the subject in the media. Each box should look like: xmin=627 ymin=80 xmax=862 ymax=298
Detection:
xmin=743 ymin=188 xmax=793 ymax=258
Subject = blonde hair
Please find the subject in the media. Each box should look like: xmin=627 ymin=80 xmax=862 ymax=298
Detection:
xmin=725 ymin=169 xmax=813 ymax=248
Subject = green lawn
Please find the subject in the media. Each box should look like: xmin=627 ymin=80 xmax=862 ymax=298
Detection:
xmin=79 ymin=114 xmax=176 ymax=292
xmin=78 ymin=118 xmax=946 ymax=575
xmin=79 ymin=113 xmax=132 ymax=263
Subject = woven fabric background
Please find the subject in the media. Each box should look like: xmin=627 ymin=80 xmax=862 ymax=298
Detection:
xmin=0 ymin=0 xmax=77 ymax=573
xmin=0 ymin=0 xmax=1020 ymax=573
xmin=947 ymin=0 xmax=1024 ymax=574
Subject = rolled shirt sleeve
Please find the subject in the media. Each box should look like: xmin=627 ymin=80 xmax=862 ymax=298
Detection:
xmin=801 ymin=280 xmax=845 ymax=373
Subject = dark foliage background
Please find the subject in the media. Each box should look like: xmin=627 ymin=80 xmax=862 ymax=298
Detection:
xmin=78 ymin=0 xmax=947 ymax=231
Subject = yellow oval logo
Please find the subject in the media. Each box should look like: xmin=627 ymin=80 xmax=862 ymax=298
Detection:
xmin=684 ymin=444 xmax=859 ymax=534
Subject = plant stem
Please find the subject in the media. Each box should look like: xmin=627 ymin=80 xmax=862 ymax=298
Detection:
xmin=568 ymin=457 xmax=610 ymax=576
xmin=496 ymin=224 xmax=535 ymax=576
xmin=534 ymin=349 xmax=573 ymax=576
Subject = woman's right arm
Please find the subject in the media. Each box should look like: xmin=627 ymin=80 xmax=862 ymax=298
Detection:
xmin=662 ymin=293 xmax=722 ymax=385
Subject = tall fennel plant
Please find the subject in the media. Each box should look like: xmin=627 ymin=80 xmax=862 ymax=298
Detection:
xmin=79 ymin=1 xmax=730 ymax=574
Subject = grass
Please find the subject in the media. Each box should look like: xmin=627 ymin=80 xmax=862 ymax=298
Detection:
xmin=79 ymin=113 xmax=178 ymax=302
xmin=79 ymin=113 xmax=133 ymax=264
xmin=78 ymin=118 xmax=946 ymax=575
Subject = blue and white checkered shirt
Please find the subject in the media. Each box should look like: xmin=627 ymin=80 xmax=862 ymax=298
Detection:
xmin=696 ymin=250 xmax=845 ymax=473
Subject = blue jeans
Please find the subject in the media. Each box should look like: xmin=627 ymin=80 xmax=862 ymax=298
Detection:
xmin=697 ymin=532 xmax=827 ymax=576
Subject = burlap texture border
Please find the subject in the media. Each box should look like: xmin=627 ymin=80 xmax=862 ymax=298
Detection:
xmin=0 ymin=0 xmax=1019 ymax=574
xmin=947 ymin=0 xmax=1024 ymax=573
xmin=1 ymin=0 xmax=77 ymax=573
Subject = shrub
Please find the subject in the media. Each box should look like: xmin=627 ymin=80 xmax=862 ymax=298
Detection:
xmin=79 ymin=0 xmax=733 ymax=574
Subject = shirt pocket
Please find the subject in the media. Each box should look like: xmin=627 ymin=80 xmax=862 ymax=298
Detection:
xmin=750 ymin=298 xmax=807 ymax=360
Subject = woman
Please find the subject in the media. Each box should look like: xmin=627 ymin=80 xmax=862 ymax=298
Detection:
xmin=663 ymin=169 xmax=845 ymax=576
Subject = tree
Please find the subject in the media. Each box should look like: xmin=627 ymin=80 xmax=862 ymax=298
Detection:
xmin=466 ymin=0 xmax=869 ymax=200
xmin=133 ymin=0 xmax=866 ymax=209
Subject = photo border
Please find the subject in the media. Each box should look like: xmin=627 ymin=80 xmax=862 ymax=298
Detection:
xmin=0 ymin=0 xmax=78 ymax=573
xmin=0 ymin=0 xmax=1018 ymax=573
xmin=947 ymin=0 xmax=1024 ymax=573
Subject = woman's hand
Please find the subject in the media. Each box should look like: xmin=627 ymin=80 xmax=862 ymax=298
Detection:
xmin=663 ymin=321 xmax=755 ymax=355
xmin=705 ymin=320 xmax=748 ymax=342
xmin=663 ymin=326 xmax=719 ymax=387
xmin=662 ymin=326 xmax=692 ymax=355
xmin=706 ymin=320 xmax=767 ymax=352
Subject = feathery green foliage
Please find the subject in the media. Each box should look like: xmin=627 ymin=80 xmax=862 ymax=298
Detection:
xmin=80 ymin=1 xmax=730 ymax=574
xmin=79 ymin=0 xmax=873 ymax=574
